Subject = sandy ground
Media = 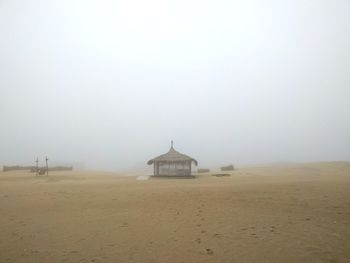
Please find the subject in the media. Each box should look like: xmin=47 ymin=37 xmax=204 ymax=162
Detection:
xmin=0 ymin=162 xmax=350 ymax=263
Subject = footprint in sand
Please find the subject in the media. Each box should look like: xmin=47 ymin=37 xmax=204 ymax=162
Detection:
xmin=206 ymin=248 xmax=214 ymax=255
xmin=195 ymin=238 xmax=201 ymax=244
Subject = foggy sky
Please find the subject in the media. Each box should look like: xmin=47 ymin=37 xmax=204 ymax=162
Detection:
xmin=1 ymin=0 xmax=350 ymax=170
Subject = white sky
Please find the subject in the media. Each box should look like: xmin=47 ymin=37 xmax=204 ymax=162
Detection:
xmin=0 ymin=0 xmax=349 ymax=170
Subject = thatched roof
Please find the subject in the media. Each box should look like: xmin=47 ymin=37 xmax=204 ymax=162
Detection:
xmin=147 ymin=143 xmax=198 ymax=165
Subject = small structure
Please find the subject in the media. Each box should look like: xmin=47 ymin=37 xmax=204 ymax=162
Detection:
xmin=198 ymin=168 xmax=210 ymax=173
xmin=221 ymin=165 xmax=235 ymax=171
xmin=38 ymin=168 xmax=46 ymax=175
xmin=147 ymin=141 xmax=198 ymax=177
xmin=45 ymin=157 xmax=49 ymax=176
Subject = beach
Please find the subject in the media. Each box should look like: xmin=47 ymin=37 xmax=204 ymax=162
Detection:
xmin=0 ymin=162 xmax=349 ymax=263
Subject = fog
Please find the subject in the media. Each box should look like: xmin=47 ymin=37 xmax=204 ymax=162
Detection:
xmin=0 ymin=0 xmax=349 ymax=170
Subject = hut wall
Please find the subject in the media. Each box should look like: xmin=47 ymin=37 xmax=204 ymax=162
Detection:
xmin=156 ymin=161 xmax=191 ymax=176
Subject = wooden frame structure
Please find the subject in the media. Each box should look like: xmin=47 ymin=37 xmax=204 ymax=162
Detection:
xmin=147 ymin=141 xmax=198 ymax=177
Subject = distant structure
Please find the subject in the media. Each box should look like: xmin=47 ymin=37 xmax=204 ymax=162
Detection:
xmin=38 ymin=168 xmax=46 ymax=175
xmin=221 ymin=165 xmax=235 ymax=171
xmin=3 ymin=166 xmax=35 ymax=172
xmin=45 ymin=157 xmax=49 ymax=176
xmin=35 ymin=157 xmax=39 ymax=176
xmin=147 ymin=141 xmax=198 ymax=177
xmin=3 ymin=157 xmax=72 ymax=174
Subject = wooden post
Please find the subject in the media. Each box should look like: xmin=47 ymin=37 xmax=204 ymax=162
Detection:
xmin=35 ymin=157 xmax=39 ymax=176
xmin=45 ymin=157 xmax=49 ymax=176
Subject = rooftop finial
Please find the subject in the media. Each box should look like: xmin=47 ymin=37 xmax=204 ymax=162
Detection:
xmin=171 ymin=140 xmax=173 ymax=148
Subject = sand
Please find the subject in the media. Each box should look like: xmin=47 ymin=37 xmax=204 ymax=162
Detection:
xmin=0 ymin=162 xmax=349 ymax=263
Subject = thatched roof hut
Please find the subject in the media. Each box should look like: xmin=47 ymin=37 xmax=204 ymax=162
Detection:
xmin=147 ymin=141 xmax=198 ymax=177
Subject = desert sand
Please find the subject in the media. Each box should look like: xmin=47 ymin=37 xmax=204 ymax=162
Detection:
xmin=0 ymin=162 xmax=349 ymax=263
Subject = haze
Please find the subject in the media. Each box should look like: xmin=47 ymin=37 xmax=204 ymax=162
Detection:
xmin=1 ymin=0 xmax=349 ymax=170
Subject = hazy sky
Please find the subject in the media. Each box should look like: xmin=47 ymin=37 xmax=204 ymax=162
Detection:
xmin=1 ymin=0 xmax=349 ymax=170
